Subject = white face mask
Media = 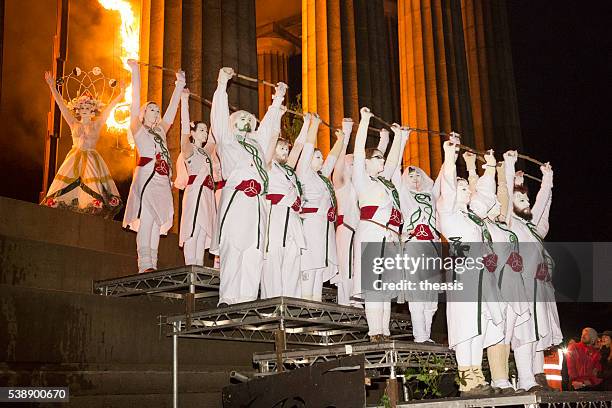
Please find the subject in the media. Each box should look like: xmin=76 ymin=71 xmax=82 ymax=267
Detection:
xmin=191 ymin=124 xmax=208 ymax=145
xmin=456 ymin=179 xmax=471 ymax=204
xmin=275 ymin=142 xmax=290 ymax=164
xmin=513 ymin=191 xmax=530 ymax=212
xmin=311 ymin=150 xmax=324 ymax=172
xmin=406 ymin=169 xmax=422 ymax=191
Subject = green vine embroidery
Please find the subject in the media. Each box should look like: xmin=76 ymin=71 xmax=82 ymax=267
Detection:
xmin=238 ymin=135 xmax=269 ymax=194
xmin=318 ymin=172 xmax=337 ymax=209
xmin=279 ymin=162 xmax=302 ymax=196
xmin=375 ymin=176 xmax=401 ymax=210
xmin=148 ymin=126 xmax=172 ymax=175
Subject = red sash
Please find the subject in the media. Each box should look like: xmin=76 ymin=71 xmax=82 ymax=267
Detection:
xmin=360 ymin=205 xmax=402 ymax=227
xmin=235 ymin=179 xmax=262 ymax=197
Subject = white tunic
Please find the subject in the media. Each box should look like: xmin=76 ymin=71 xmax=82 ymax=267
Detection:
xmin=264 ymin=161 xmax=306 ymax=251
xmin=176 ymin=145 xmax=217 ymax=247
xmin=508 ymin=177 xmax=562 ymax=351
xmin=123 ymin=125 xmax=173 ymax=234
xmin=297 ymin=143 xmax=338 ymax=280
xmin=437 ymin=161 xmax=504 ymax=349
xmin=333 ymin=181 xmax=359 ymax=285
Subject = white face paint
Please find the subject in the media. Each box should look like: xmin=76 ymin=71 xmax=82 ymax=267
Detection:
xmin=191 ymin=123 xmax=208 ymax=145
xmin=232 ymin=111 xmax=256 ymax=133
xmin=365 ymin=150 xmax=385 ymax=176
xmin=488 ymin=201 xmax=501 ymax=220
xmin=77 ymin=105 xmax=94 ymax=120
xmin=143 ymin=103 xmax=161 ymax=126
xmin=275 ymin=141 xmax=290 ymax=164
xmin=311 ymin=149 xmax=324 ymax=172
xmin=406 ymin=168 xmax=422 ymax=191
xmin=456 ymin=179 xmax=471 ymax=204
xmin=513 ymin=191 xmax=530 ymax=212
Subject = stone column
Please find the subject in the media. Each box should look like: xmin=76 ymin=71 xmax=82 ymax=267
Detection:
xmin=462 ymin=0 xmax=521 ymax=153
xmin=256 ymin=37 xmax=296 ymax=119
xmin=181 ymin=0 xmax=203 ymax=121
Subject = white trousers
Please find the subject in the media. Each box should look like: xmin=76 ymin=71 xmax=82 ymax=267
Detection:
xmin=137 ymin=206 xmax=161 ymax=273
xmin=455 ymin=335 xmax=484 ymax=366
xmin=409 ymin=301 xmax=437 ymax=342
xmin=261 ymin=241 xmax=301 ymax=299
xmin=514 ymin=342 xmax=538 ymax=390
xmin=533 ymin=349 xmax=545 ymax=374
xmin=365 ymin=301 xmax=391 ymax=336
xmin=183 ymin=226 xmax=209 ymax=266
xmin=218 ymin=244 xmax=263 ymax=305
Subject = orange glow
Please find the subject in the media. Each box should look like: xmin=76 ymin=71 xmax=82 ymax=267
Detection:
xmin=97 ymin=0 xmax=139 ymax=133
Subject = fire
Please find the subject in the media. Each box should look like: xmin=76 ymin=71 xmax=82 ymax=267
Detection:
xmin=97 ymin=0 xmax=139 ymax=133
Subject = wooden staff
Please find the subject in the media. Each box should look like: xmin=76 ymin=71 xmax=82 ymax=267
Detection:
xmin=234 ymin=73 xmax=277 ymax=88
xmin=137 ymin=61 xmax=177 ymax=73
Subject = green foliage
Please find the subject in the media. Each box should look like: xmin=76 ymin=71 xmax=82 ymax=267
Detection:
xmin=378 ymin=393 xmax=392 ymax=408
xmin=401 ymin=356 xmax=449 ymax=400
xmin=281 ymin=93 xmax=303 ymax=143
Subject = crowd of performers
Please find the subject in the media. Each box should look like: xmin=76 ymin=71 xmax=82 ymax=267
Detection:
xmin=42 ymin=63 xmax=562 ymax=397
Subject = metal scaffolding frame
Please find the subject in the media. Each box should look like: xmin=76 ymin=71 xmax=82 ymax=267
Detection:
xmin=93 ymin=265 xmax=220 ymax=299
xmin=253 ymin=340 xmax=456 ymax=374
xmin=165 ymin=297 xmax=412 ymax=346
xmin=392 ymin=391 xmax=612 ymax=408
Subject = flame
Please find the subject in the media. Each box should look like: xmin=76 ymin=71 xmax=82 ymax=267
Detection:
xmin=97 ymin=0 xmax=139 ymax=132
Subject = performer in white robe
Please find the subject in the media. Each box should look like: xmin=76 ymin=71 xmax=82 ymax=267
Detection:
xmin=437 ymin=137 xmax=503 ymax=396
xmin=41 ymin=71 xmax=124 ymax=218
xmin=505 ymin=155 xmax=562 ymax=391
xmin=174 ymin=89 xmax=217 ymax=266
xmin=333 ymin=126 xmax=388 ymax=307
xmin=296 ymin=115 xmax=343 ymax=301
xmin=352 ymin=108 xmax=405 ymax=341
xmin=260 ymin=116 xmax=309 ymax=299
xmin=396 ymin=148 xmax=441 ymax=343
xmin=462 ymin=151 xmax=533 ymax=393
xmin=123 ymin=59 xmax=184 ymax=273
xmin=210 ymin=67 xmax=286 ymax=305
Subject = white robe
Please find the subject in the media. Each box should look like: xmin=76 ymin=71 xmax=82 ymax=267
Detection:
xmin=437 ymin=161 xmax=504 ymax=349
xmin=297 ymin=144 xmax=338 ymax=282
xmin=210 ymin=82 xmax=283 ymax=304
xmin=123 ymin=125 xmax=173 ymax=235
xmin=175 ymin=145 xmax=217 ymax=248
xmin=333 ymin=181 xmax=359 ymax=286
xmin=261 ymin=161 xmax=306 ymax=298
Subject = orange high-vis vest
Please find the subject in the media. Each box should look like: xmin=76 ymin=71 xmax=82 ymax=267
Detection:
xmin=544 ymin=348 xmax=564 ymax=391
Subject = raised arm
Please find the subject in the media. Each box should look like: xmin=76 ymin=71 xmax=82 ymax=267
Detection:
xmin=44 ymin=71 xmax=77 ymax=127
xmin=502 ymin=150 xmax=518 ymax=226
xmin=463 ymin=151 xmax=479 ymax=193
xmin=257 ymin=82 xmax=288 ymax=155
xmin=161 ymin=70 xmax=186 ymax=133
xmin=352 ymin=107 xmax=373 ymax=193
xmin=469 ymin=150 xmax=497 ymax=219
xmin=332 ymin=118 xmax=354 ymax=188
xmin=296 ymin=114 xmax=321 ymax=177
xmin=180 ymin=88 xmax=194 ymax=159
xmin=286 ymin=113 xmax=311 ymax=169
xmin=98 ymin=83 xmax=126 ymax=125
xmin=127 ymin=59 xmax=142 ymax=137
xmin=321 ymin=129 xmax=343 ymax=177
xmin=496 ymin=162 xmax=509 ymax=222
xmin=531 ymin=163 xmax=553 ymax=238
xmin=381 ymin=126 xmax=403 ymax=180
xmin=211 ymin=67 xmax=235 ymax=145
xmin=377 ymin=127 xmax=389 ymax=155
xmin=393 ymin=128 xmax=411 ymax=186
xmin=437 ymin=136 xmax=460 ymax=213
xmin=264 ymin=106 xmax=287 ymax=168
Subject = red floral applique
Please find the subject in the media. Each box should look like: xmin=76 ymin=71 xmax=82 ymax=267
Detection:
xmin=535 ymin=262 xmax=549 ymax=281
xmin=483 ymin=253 xmax=498 ymax=273
xmin=203 ymin=175 xmax=214 ymax=190
xmin=412 ymin=224 xmax=434 ymax=241
xmin=154 ymin=152 xmax=169 ymax=176
xmin=291 ymin=197 xmax=302 ymax=212
xmin=506 ymin=251 xmax=523 ymax=272
xmin=45 ymin=198 xmax=58 ymax=208
xmin=109 ymin=196 xmax=120 ymax=207
xmin=235 ymin=179 xmax=262 ymax=197
xmin=92 ymin=199 xmax=103 ymax=209
xmin=327 ymin=206 xmax=337 ymax=222
xmin=389 ymin=207 xmax=403 ymax=227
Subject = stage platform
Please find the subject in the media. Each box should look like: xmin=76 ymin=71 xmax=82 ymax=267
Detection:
xmin=165 ymin=296 xmax=412 ymax=346
xmin=253 ymin=340 xmax=454 ymax=375
xmin=93 ymin=265 xmax=338 ymax=303
xmin=391 ymin=391 xmax=612 ymax=408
